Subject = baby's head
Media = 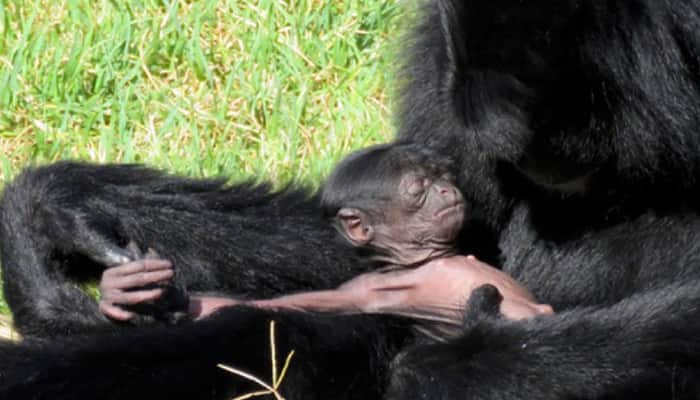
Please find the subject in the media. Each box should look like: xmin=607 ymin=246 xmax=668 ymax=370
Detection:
xmin=321 ymin=143 xmax=465 ymax=266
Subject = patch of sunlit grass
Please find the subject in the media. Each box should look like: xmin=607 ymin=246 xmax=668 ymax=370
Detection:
xmin=0 ymin=0 xmax=400 ymax=185
xmin=0 ymin=315 xmax=17 ymax=340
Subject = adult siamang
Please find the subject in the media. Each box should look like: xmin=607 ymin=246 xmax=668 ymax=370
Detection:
xmin=3 ymin=0 xmax=700 ymax=399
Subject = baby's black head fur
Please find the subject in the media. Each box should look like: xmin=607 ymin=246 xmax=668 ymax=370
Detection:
xmin=320 ymin=143 xmax=453 ymax=222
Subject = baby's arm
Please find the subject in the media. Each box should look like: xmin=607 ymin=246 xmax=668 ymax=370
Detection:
xmin=189 ymin=289 xmax=366 ymax=319
xmin=191 ymin=256 xmax=554 ymax=323
xmin=100 ymin=249 xmax=551 ymax=325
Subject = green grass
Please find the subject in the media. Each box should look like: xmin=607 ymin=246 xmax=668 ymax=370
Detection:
xmin=0 ymin=0 xmax=403 ymax=316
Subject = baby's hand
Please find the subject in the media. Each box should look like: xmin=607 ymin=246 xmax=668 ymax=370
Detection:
xmin=99 ymin=256 xmax=173 ymax=321
xmin=336 ymin=255 xmax=553 ymax=323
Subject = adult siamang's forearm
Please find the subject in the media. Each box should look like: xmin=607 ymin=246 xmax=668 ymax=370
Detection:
xmin=0 ymin=163 xmax=122 ymax=337
xmin=0 ymin=308 xmax=408 ymax=400
xmin=388 ymin=280 xmax=700 ymax=400
xmin=0 ymin=162 xmax=364 ymax=337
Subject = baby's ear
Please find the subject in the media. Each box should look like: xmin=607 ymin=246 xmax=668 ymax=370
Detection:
xmin=336 ymin=208 xmax=374 ymax=246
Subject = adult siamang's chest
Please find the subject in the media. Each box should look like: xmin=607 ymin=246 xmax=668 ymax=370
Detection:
xmin=494 ymin=202 xmax=700 ymax=310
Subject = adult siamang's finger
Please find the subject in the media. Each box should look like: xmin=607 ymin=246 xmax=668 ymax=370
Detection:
xmin=110 ymin=288 xmax=164 ymax=305
xmin=126 ymin=240 xmax=144 ymax=259
xmin=99 ymin=301 xmax=135 ymax=321
xmin=85 ymin=244 xmax=133 ymax=268
xmin=111 ymin=269 xmax=174 ymax=289
xmin=73 ymin=229 xmax=134 ymax=267
xmin=145 ymin=247 xmax=161 ymax=259
xmin=109 ymin=259 xmax=173 ymax=277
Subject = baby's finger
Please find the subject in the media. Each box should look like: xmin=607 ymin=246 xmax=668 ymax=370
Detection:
xmin=111 ymin=268 xmax=174 ymax=289
xmin=111 ymin=288 xmax=164 ymax=305
xmin=109 ymin=259 xmax=173 ymax=277
xmin=536 ymin=304 xmax=554 ymax=314
xmin=99 ymin=302 xmax=135 ymax=321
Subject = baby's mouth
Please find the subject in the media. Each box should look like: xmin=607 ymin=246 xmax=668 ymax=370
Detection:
xmin=436 ymin=203 xmax=464 ymax=219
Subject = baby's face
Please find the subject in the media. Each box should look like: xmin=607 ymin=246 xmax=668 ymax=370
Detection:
xmin=374 ymin=169 xmax=466 ymax=258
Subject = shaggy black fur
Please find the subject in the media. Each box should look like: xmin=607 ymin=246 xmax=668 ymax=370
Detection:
xmin=3 ymin=0 xmax=700 ymax=399
xmin=0 ymin=162 xmax=377 ymax=336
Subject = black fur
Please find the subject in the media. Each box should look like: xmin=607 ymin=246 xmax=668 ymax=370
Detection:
xmin=0 ymin=162 xmax=378 ymax=337
xmin=3 ymin=0 xmax=700 ymax=399
xmin=0 ymin=307 xmax=407 ymax=400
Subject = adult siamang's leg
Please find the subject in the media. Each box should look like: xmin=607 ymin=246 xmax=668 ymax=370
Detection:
xmin=0 ymin=308 xmax=410 ymax=400
xmin=0 ymin=162 xmax=371 ymax=337
xmin=387 ymin=279 xmax=700 ymax=400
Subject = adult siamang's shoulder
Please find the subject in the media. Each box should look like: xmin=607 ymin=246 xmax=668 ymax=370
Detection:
xmin=397 ymin=0 xmax=700 ymax=190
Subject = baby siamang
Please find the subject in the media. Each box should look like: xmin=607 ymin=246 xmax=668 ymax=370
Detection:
xmin=317 ymin=143 xmax=552 ymax=324
xmin=3 ymin=0 xmax=700 ymax=399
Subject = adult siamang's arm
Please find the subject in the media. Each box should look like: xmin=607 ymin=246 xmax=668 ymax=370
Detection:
xmin=388 ymin=279 xmax=700 ymax=400
xmin=0 ymin=307 xmax=409 ymax=400
xmin=0 ymin=162 xmax=368 ymax=338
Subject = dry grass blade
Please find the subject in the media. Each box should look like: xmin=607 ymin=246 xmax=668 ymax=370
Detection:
xmin=0 ymin=315 xmax=18 ymax=340
xmin=218 ymin=320 xmax=296 ymax=400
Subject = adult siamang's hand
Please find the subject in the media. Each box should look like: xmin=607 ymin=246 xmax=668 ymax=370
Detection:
xmin=98 ymin=244 xmax=174 ymax=321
